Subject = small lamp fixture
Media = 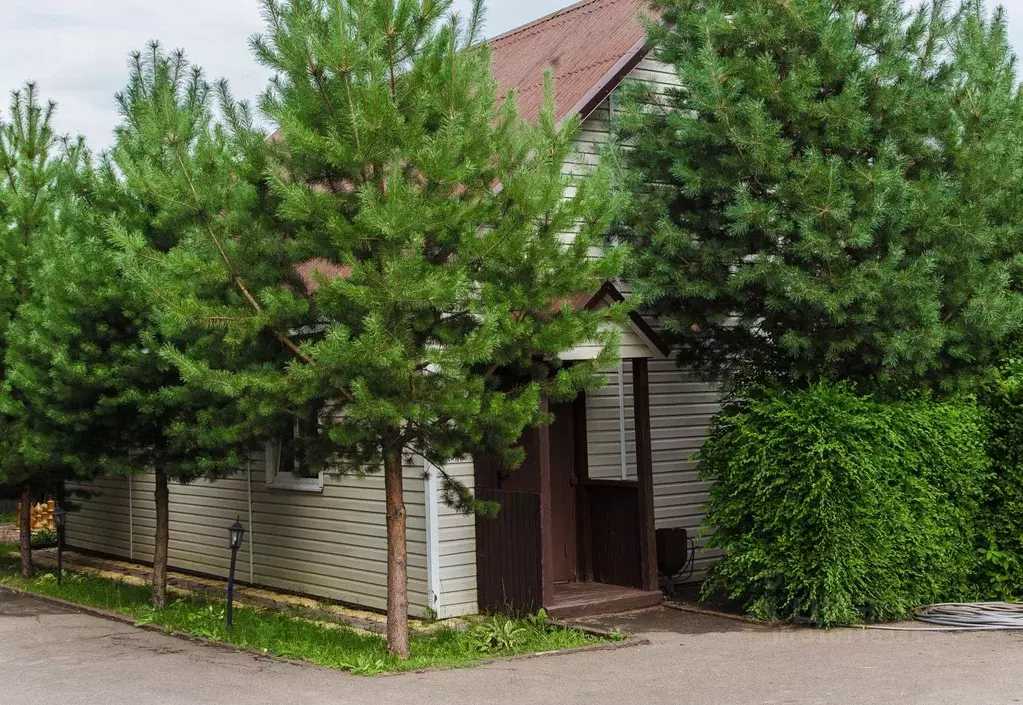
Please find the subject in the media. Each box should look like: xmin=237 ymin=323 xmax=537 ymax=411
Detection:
xmin=229 ymin=518 xmax=246 ymax=550
xmin=54 ymin=502 xmax=67 ymax=586
xmin=53 ymin=503 xmax=67 ymax=531
xmin=226 ymin=518 xmax=245 ymax=631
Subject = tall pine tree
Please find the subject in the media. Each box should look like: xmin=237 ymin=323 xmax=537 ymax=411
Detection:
xmin=617 ymin=0 xmax=1023 ymax=395
xmin=2 ymin=136 xmax=107 ymax=559
xmin=0 ymin=85 xmax=70 ymax=577
xmin=118 ymin=0 xmax=624 ymax=656
xmin=94 ymin=46 xmax=275 ymax=607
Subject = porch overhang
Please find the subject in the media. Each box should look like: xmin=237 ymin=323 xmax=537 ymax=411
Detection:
xmin=560 ymin=282 xmax=671 ymax=361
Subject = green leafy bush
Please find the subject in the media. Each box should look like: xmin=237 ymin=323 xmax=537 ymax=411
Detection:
xmin=699 ymin=383 xmax=988 ymax=626
xmin=30 ymin=527 xmax=58 ymax=547
xmin=976 ymin=356 xmax=1023 ymax=598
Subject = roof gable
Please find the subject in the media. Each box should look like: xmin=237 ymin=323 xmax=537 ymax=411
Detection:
xmin=489 ymin=0 xmax=651 ymax=125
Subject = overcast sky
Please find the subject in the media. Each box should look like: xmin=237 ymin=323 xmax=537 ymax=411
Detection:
xmin=2 ymin=0 xmax=1023 ymax=150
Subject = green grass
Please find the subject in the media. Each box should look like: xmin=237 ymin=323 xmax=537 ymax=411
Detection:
xmin=0 ymin=511 xmax=15 ymax=524
xmin=0 ymin=546 xmax=609 ymax=674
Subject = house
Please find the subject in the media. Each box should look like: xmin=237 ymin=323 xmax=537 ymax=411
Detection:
xmin=65 ymin=0 xmax=721 ymax=620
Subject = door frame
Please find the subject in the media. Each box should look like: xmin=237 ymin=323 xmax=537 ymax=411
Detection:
xmin=473 ymin=357 xmax=659 ymax=614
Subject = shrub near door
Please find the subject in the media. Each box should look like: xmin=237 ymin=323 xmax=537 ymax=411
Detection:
xmin=699 ymin=383 xmax=988 ymax=626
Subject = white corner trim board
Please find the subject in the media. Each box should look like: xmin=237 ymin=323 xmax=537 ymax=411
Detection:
xmin=423 ymin=456 xmax=442 ymax=615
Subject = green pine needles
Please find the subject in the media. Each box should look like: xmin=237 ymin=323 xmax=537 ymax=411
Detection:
xmin=617 ymin=0 xmax=1023 ymax=395
xmin=113 ymin=0 xmax=624 ymax=656
xmin=0 ymin=85 xmax=85 ymax=578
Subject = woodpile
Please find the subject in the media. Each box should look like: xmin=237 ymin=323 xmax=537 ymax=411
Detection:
xmin=15 ymin=500 xmax=54 ymax=531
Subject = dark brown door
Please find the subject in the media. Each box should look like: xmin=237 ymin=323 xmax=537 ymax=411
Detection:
xmin=549 ymin=401 xmax=578 ymax=583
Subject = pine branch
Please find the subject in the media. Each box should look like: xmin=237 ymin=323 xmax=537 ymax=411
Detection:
xmin=169 ymin=148 xmax=315 ymax=365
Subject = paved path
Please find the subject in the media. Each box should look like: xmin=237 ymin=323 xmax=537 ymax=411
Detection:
xmin=4 ymin=591 xmax=1023 ymax=705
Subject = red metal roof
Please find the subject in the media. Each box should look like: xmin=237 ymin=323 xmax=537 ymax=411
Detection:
xmin=489 ymin=0 xmax=651 ymax=125
xmin=295 ymin=257 xmax=353 ymax=293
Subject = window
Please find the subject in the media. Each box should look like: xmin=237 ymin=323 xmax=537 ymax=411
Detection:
xmin=266 ymin=409 xmax=325 ymax=492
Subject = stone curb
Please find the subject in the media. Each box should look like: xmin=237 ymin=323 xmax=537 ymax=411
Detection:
xmin=662 ymin=599 xmax=767 ymax=625
xmin=0 ymin=584 xmax=648 ymax=677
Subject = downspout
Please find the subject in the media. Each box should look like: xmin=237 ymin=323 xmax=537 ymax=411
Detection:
xmin=423 ymin=457 xmax=442 ymax=618
xmin=128 ymin=475 xmax=134 ymax=561
xmin=247 ymin=457 xmax=254 ymax=583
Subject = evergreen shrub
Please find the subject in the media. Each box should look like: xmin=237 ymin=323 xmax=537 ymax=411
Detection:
xmin=976 ymin=356 xmax=1023 ymax=598
xmin=699 ymin=382 xmax=988 ymax=626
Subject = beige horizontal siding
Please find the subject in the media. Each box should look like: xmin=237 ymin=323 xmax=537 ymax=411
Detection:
xmin=68 ymin=477 xmax=134 ymax=558
xmin=434 ymin=458 xmax=478 ymax=618
xmin=67 ymin=454 xmax=431 ymax=617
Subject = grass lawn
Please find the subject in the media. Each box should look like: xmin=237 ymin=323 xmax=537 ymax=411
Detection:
xmin=0 ymin=546 xmax=612 ymax=674
xmin=0 ymin=511 xmax=15 ymax=524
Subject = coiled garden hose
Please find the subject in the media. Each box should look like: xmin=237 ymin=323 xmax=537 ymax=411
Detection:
xmin=914 ymin=602 xmax=1023 ymax=630
xmin=865 ymin=602 xmax=1023 ymax=631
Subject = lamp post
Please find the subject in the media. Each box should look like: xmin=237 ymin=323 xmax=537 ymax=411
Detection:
xmin=226 ymin=518 xmax=245 ymax=631
xmin=53 ymin=503 xmax=67 ymax=587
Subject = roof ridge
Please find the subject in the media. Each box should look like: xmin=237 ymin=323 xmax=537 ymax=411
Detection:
xmin=489 ymin=0 xmax=631 ymax=48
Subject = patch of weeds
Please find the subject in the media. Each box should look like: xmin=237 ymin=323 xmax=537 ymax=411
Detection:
xmin=468 ymin=616 xmax=530 ymax=653
xmin=0 ymin=553 xmax=604 ymax=674
xmin=30 ymin=528 xmax=58 ymax=547
xmin=0 ymin=511 xmax=16 ymax=524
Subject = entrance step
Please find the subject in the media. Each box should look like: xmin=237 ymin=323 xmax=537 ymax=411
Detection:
xmin=547 ymin=581 xmax=662 ymax=619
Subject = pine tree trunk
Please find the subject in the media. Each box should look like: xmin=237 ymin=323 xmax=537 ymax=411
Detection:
xmin=383 ymin=447 xmax=410 ymax=659
xmin=152 ymin=462 xmax=169 ymax=608
xmin=19 ymin=487 xmax=33 ymax=579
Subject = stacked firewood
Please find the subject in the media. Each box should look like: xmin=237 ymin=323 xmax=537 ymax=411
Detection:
xmin=14 ymin=500 xmax=54 ymax=531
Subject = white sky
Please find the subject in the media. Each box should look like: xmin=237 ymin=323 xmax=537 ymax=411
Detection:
xmin=2 ymin=0 xmax=1023 ymax=150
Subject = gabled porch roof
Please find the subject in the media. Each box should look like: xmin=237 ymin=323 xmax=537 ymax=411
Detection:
xmin=561 ymin=281 xmax=670 ymax=361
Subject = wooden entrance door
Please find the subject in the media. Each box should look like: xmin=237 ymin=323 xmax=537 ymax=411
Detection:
xmin=549 ymin=400 xmax=578 ymax=583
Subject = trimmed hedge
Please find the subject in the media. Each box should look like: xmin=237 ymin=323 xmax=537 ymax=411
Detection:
xmin=976 ymin=357 xmax=1023 ymax=598
xmin=699 ymin=383 xmax=988 ymax=626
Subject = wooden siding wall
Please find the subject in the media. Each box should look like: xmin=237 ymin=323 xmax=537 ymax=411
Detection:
xmin=67 ymin=455 xmax=432 ymax=617
xmin=474 ymin=489 xmax=542 ymax=615
xmin=584 ymin=481 xmax=642 ymax=588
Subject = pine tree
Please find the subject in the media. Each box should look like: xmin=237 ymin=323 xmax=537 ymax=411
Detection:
xmin=617 ymin=0 xmax=1023 ymax=395
xmin=94 ymin=45 xmax=275 ymax=607
xmin=0 ymin=85 xmax=68 ymax=578
xmin=119 ymin=0 xmax=624 ymax=656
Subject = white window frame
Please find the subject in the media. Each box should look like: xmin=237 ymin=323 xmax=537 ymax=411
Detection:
xmin=265 ymin=419 xmax=325 ymax=493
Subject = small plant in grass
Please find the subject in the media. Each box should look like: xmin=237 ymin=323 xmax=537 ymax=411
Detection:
xmin=468 ymin=617 xmax=530 ymax=654
xmin=29 ymin=527 xmax=58 ymax=547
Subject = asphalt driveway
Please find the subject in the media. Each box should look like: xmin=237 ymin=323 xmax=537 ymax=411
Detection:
xmin=3 ymin=590 xmax=1023 ymax=705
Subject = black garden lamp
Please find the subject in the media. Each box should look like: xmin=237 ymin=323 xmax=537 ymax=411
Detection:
xmin=226 ymin=518 xmax=245 ymax=631
xmin=54 ymin=503 xmax=67 ymax=586
xmin=229 ymin=518 xmax=245 ymax=551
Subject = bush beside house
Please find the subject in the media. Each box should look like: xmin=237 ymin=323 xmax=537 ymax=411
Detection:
xmin=698 ymin=383 xmax=990 ymax=626
xmin=976 ymin=355 xmax=1023 ymax=598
